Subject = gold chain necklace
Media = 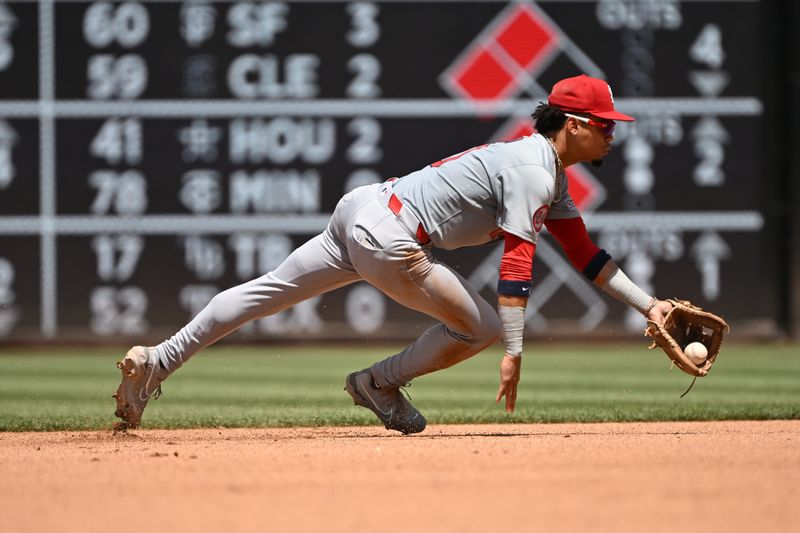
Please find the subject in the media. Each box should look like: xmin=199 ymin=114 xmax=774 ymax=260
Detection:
xmin=543 ymin=135 xmax=565 ymax=203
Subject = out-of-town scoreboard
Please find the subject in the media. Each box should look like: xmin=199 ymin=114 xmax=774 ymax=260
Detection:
xmin=0 ymin=0 xmax=772 ymax=342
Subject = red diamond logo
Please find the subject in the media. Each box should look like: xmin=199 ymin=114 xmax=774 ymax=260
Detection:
xmin=450 ymin=46 xmax=517 ymax=100
xmin=495 ymin=5 xmax=558 ymax=71
xmin=442 ymin=3 xmax=562 ymax=102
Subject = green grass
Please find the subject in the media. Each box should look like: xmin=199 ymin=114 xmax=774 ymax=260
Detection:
xmin=0 ymin=343 xmax=798 ymax=431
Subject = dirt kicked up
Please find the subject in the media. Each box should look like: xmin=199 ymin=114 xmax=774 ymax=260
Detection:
xmin=1 ymin=421 xmax=798 ymax=533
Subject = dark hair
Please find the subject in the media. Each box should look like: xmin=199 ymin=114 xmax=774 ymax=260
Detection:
xmin=531 ymin=102 xmax=567 ymax=136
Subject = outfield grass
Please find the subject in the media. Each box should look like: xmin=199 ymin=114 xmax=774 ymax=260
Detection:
xmin=0 ymin=343 xmax=798 ymax=431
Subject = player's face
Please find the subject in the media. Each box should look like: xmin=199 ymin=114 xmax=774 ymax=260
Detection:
xmin=566 ymin=114 xmax=615 ymax=162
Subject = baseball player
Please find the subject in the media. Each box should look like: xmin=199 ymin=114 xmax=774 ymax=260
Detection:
xmin=114 ymin=74 xmax=673 ymax=433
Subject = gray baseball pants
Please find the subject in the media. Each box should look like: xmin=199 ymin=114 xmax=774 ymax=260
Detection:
xmin=154 ymin=182 xmax=502 ymax=388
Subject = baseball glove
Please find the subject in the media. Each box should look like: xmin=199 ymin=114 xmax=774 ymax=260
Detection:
xmin=644 ymin=299 xmax=730 ymax=378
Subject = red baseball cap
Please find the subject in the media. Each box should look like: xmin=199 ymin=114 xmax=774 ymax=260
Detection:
xmin=548 ymin=74 xmax=635 ymax=122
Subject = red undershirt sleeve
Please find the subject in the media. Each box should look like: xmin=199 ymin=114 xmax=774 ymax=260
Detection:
xmin=497 ymin=233 xmax=535 ymax=297
xmin=544 ymin=217 xmax=611 ymax=280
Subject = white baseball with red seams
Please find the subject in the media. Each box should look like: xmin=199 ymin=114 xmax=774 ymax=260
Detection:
xmin=685 ymin=342 xmax=709 ymax=365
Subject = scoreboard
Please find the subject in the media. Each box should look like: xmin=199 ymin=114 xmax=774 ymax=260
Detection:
xmin=0 ymin=0 xmax=775 ymax=342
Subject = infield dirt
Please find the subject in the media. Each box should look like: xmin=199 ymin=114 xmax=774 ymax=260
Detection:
xmin=1 ymin=420 xmax=798 ymax=533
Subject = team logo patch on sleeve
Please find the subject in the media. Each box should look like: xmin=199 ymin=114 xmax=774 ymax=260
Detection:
xmin=532 ymin=206 xmax=549 ymax=232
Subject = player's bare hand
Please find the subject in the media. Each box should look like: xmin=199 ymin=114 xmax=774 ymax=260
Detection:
xmin=496 ymin=354 xmax=521 ymax=413
xmin=647 ymin=299 xmax=673 ymax=325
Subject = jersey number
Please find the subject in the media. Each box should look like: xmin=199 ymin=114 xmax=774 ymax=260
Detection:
xmin=430 ymin=144 xmax=488 ymax=167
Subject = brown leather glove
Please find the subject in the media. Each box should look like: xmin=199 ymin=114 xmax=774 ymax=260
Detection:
xmin=644 ymin=299 xmax=730 ymax=377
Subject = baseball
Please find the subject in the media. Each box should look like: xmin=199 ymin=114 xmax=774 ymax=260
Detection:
xmin=685 ymin=342 xmax=708 ymax=365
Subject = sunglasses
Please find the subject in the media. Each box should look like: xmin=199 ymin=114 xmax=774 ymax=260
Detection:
xmin=564 ymin=113 xmax=616 ymax=136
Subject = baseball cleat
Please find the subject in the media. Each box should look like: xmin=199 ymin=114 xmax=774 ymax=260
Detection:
xmin=113 ymin=346 xmax=166 ymax=430
xmin=345 ymin=369 xmax=426 ymax=435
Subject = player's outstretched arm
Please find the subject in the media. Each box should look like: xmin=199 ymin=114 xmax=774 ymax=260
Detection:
xmin=494 ymin=232 xmax=535 ymax=413
xmin=593 ymin=260 xmax=661 ymax=318
xmin=543 ymin=218 xmax=665 ymax=320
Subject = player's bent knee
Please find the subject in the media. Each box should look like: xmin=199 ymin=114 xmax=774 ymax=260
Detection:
xmin=470 ymin=313 xmax=503 ymax=348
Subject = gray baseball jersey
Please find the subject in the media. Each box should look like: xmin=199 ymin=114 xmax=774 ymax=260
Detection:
xmin=391 ymin=134 xmax=580 ymax=250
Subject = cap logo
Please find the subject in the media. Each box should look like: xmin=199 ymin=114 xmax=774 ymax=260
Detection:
xmin=607 ymin=84 xmax=614 ymax=104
